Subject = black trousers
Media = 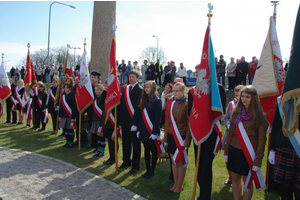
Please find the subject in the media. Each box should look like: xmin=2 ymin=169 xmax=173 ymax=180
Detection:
xmin=75 ymin=113 xmax=87 ymax=143
xmin=34 ymin=109 xmax=46 ymax=129
xmin=143 ymin=141 xmax=158 ymax=172
xmin=238 ymin=76 xmax=247 ymax=86
xmin=104 ymin=128 xmax=119 ymax=162
xmin=162 ymin=75 xmax=171 ymax=87
xmin=280 ymin=181 xmax=300 ymax=200
xmin=6 ymin=100 xmax=17 ymax=123
xmin=194 ymin=131 xmax=217 ymax=200
xmin=50 ymin=111 xmax=58 ymax=131
xmin=155 ymin=73 xmax=162 ymax=86
xmin=121 ymin=126 xmax=141 ymax=169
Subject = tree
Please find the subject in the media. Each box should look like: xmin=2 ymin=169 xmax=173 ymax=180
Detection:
xmin=139 ymin=46 xmax=168 ymax=66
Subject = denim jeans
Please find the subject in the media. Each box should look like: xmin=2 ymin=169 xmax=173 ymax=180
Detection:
xmin=217 ymin=72 xmax=225 ymax=87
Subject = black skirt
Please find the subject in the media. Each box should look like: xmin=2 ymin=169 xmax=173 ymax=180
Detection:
xmin=167 ymin=133 xmax=186 ymax=155
xmin=227 ymin=145 xmax=250 ymax=176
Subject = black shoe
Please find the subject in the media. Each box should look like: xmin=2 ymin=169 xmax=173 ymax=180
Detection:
xmin=93 ymin=150 xmax=104 ymax=158
xmin=59 ymin=132 xmax=65 ymax=137
xmin=81 ymin=142 xmax=87 ymax=147
xmin=65 ymin=144 xmax=73 ymax=148
xmin=4 ymin=121 xmax=11 ymax=124
xmin=62 ymin=143 xmax=68 ymax=148
xmin=103 ymin=159 xmax=111 ymax=165
xmin=128 ymin=168 xmax=139 ymax=174
xmin=38 ymin=128 xmax=45 ymax=132
xmin=118 ymin=163 xmax=131 ymax=169
xmin=17 ymin=122 xmax=23 ymax=125
xmin=144 ymin=171 xmax=154 ymax=179
xmin=30 ymin=126 xmax=35 ymax=129
xmin=103 ymin=159 xmax=115 ymax=165
xmin=93 ymin=148 xmax=98 ymax=153
xmin=11 ymin=122 xmax=17 ymax=125
xmin=142 ymin=171 xmax=150 ymax=178
xmin=73 ymin=141 xmax=78 ymax=145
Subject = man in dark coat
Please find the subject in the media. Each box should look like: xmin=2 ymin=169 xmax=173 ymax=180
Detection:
xmin=236 ymin=56 xmax=248 ymax=85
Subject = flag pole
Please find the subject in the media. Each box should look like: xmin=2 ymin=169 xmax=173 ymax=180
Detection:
xmin=1 ymin=54 xmax=3 ymax=124
xmin=28 ymin=43 xmax=36 ymax=130
xmin=114 ymin=109 xmax=118 ymax=173
xmin=192 ymin=4 xmax=213 ymax=200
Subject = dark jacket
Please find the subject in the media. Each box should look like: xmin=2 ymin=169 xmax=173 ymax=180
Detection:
xmin=118 ymin=84 xmax=143 ymax=128
xmin=146 ymin=64 xmax=155 ymax=80
xmin=59 ymin=91 xmax=78 ymax=119
xmin=236 ymin=61 xmax=249 ymax=77
xmin=47 ymin=86 xmax=58 ymax=113
xmin=136 ymin=96 xmax=162 ymax=142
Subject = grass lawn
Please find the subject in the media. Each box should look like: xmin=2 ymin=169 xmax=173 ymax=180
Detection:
xmin=0 ymin=114 xmax=281 ymax=200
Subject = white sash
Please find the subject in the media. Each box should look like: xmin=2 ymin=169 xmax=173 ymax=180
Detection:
xmin=62 ymin=94 xmax=72 ymax=119
xmin=124 ymin=85 xmax=134 ymax=119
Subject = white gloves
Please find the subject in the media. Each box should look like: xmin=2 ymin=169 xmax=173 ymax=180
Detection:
xmin=164 ymin=142 xmax=168 ymax=147
xmin=55 ymin=106 xmax=59 ymax=111
xmin=136 ymin=131 xmax=140 ymax=138
xmin=268 ymin=151 xmax=275 ymax=165
xmin=131 ymin=125 xmax=137 ymax=132
xmin=267 ymin=127 xmax=272 ymax=134
xmin=224 ymin=155 xmax=228 ymax=163
xmin=252 ymin=165 xmax=260 ymax=172
xmin=227 ymin=125 xmax=230 ymax=129
xmin=149 ymin=134 xmax=158 ymax=140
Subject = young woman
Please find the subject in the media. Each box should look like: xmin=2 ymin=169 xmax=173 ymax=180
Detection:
xmin=59 ymin=83 xmax=78 ymax=148
xmin=32 ymin=83 xmax=47 ymax=131
xmin=224 ymin=85 xmax=268 ymax=200
xmin=90 ymin=84 xmax=106 ymax=158
xmin=222 ymin=85 xmax=243 ymax=185
xmin=15 ymin=79 xmax=25 ymax=125
xmin=47 ymin=77 xmax=59 ymax=134
xmin=164 ymin=82 xmax=191 ymax=194
xmin=160 ymin=83 xmax=173 ymax=128
xmin=136 ymin=80 xmax=162 ymax=179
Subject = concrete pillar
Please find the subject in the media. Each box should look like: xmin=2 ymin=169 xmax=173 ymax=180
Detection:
xmin=90 ymin=1 xmax=116 ymax=82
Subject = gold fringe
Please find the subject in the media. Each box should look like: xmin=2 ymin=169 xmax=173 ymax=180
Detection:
xmin=104 ymin=102 xmax=120 ymax=124
xmin=281 ymin=88 xmax=300 ymax=137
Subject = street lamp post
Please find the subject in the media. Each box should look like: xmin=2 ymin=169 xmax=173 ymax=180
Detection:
xmin=47 ymin=1 xmax=76 ymax=66
xmin=152 ymin=35 xmax=159 ymax=61
xmin=69 ymin=46 xmax=81 ymax=70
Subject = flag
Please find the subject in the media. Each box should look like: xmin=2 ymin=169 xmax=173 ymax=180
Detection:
xmin=0 ymin=61 xmax=11 ymax=101
xmin=24 ymin=50 xmax=37 ymax=96
xmin=55 ymin=49 xmax=73 ymax=102
xmin=252 ymin=16 xmax=285 ymax=125
xmin=280 ymin=5 xmax=300 ymax=157
xmin=75 ymin=50 xmax=94 ymax=113
xmin=105 ymin=37 xmax=121 ymax=123
xmin=189 ymin=26 xmax=223 ymax=145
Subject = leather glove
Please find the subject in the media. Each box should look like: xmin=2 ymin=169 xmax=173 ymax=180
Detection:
xmin=268 ymin=151 xmax=275 ymax=165
xmin=136 ymin=131 xmax=140 ymax=138
xmin=252 ymin=165 xmax=260 ymax=172
xmin=224 ymin=155 xmax=228 ymax=163
xmin=131 ymin=125 xmax=137 ymax=132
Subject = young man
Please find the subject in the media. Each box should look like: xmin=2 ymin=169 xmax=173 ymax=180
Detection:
xmin=5 ymin=77 xmax=17 ymax=124
xmin=118 ymin=69 xmax=143 ymax=174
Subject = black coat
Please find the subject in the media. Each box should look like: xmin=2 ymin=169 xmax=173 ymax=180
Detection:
xmin=118 ymin=84 xmax=143 ymax=128
xmin=47 ymin=86 xmax=58 ymax=113
xmin=136 ymin=97 xmax=162 ymax=142
xmin=59 ymin=91 xmax=78 ymax=119
xmin=236 ymin=61 xmax=249 ymax=78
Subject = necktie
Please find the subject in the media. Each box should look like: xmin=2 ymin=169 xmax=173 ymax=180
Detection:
xmin=129 ymin=85 xmax=132 ymax=91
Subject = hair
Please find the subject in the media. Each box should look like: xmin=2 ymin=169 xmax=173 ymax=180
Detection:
xmin=94 ymin=83 xmax=104 ymax=91
xmin=66 ymin=77 xmax=74 ymax=86
xmin=53 ymin=75 xmax=59 ymax=82
xmin=232 ymin=85 xmax=268 ymax=128
xmin=129 ymin=69 xmax=139 ymax=78
xmin=234 ymin=85 xmax=244 ymax=92
xmin=63 ymin=82 xmax=72 ymax=89
xmin=38 ymin=83 xmax=46 ymax=99
xmin=139 ymin=81 xmax=158 ymax=110
xmin=173 ymin=82 xmax=187 ymax=94
xmin=165 ymin=83 xmax=173 ymax=93
xmin=63 ymin=74 xmax=69 ymax=78
xmin=173 ymin=77 xmax=184 ymax=85
xmin=18 ymin=79 xmax=24 ymax=86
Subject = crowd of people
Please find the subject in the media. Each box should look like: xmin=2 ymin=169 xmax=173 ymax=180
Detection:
xmin=2 ymin=61 xmax=299 ymax=200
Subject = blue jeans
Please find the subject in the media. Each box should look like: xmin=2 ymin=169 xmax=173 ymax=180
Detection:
xmin=217 ymin=72 xmax=225 ymax=87
xmin=249 ymin=77 xmax=253 ymax=85
xmin=119 ymin=72 xmax=125 ymax=85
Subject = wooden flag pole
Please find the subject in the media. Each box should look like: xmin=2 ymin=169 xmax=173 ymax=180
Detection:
xmin=78 ymin=113 xmax=81 ymax=151
xmin=192 ymin=144 xmax=201 ymax=200
xmin=114 ymin=109 xmax=118 ymax=173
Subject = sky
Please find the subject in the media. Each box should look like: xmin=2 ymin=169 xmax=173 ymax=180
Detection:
xmin=0 ymin=1 xmax=299 ymax=72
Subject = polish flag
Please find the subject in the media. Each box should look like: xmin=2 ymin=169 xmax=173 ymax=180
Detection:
xmin=0 ymin=61 xmax=11 ymax=101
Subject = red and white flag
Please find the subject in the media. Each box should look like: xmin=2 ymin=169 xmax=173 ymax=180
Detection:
xmin=64 ymin=50 xmax=73 ymax=78
xmin=252 ymin=16 xmax=285 ymax=125
xmin=0 ymin=61 xmax=11 ymax=101
xmin=75 ymin=50 xmax=94 ymax=113
xmin=189 ymin=26 xmax=223 ymax=146
xmin=105 ymin=36 xmax=121 ymax=123
xmin=24 ymin=50 xmax=37 ymax=96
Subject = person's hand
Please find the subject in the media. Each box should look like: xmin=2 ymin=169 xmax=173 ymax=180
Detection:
xmin=224 ymin=155 xmax=228 ymax=163
xmin=136 ymin=131 xmax=140 ymax=138
xmin=130 ymin=125 xmax=137 ymax=132
xmin=164 ymin=142 xmax=168 ymax=147
xmin=268 ymin=151 xmax=275 ymax=165
xmin=149 ymin=134 xmax=157 ymax=140
xmin=252 ymin=165 xmax=260 ymax=172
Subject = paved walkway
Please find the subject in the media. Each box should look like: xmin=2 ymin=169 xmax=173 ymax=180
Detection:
xmin=0 ymin=147 xmax=146 ymax=200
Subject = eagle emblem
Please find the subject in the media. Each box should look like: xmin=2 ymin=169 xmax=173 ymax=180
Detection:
xmin=79 ymin=72 xmax=88 ymax=88
xmin=107 ymin=64 xmax=116 ymax=86
xmin=194 ymin=68 xmax=210 ymax=98
xmin=0 ymin=74 xmax=9 ymax=88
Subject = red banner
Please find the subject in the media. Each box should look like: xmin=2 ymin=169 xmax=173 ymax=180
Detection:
xmin=24 ymin=51 xmax=37 ymax=96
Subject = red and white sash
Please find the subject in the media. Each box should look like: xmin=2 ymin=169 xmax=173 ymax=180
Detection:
xmin=169 ymin=100 xmax=189 ymax=168
xmin=31 ymin=87 xmax=38 ymax=97
xmin=142 ymin=108 xmax=165 ymax=154
xmin=10 ymin=96 xmax=17 ymax=111
xmin=229 ymin=100 xmax=235 ymax=113
xmin=43 ymin=109 xmax=49 ymax=123
xmin=37 ymin=98 xmax=43 ymax=109
xmin=109 ymin=113 xmax=122 ymax=138
xmin=48 ymin=88 xmax=56 ymax=103
xmin=235 ymin=122 xmax=266 ymax=192
xmin=62 ymin=94 xmax=72 ymax=119
xmin=93 ymin=100 xmax=103 ymax=119
xmin=124 ymin=85 xmax=134 ymax=119
xmin=213 ymin=121 xmax=222 ymax=155
xmin=15 ymin=87 xmax=23 ymax=110
xmin=26 ymin=100 xmax=32 ymax=121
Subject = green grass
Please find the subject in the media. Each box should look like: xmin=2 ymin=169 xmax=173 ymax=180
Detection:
xmin=0 ymin=113 xmax=280 ymax=200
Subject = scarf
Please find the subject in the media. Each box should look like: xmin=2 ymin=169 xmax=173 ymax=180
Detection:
xmin=234 ymin=108 xmax=251 ymax=130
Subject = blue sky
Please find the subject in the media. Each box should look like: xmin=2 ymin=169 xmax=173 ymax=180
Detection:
xmin=1 ymin=1 xmax=299 ymax=72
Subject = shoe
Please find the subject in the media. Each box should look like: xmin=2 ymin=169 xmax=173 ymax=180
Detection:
xmin=30 ymin=126 xmax=35 ymax=129
xmin=4 ymin=121 xmax=11 ymax=124
xmin=59 ymin=132 xmax=65 ymax=137
xmin=128 ymin=168 xmax=139 ymax=174
xmin=11 ymin=122 xmax=17 ymax=125
xmin=73 ymin=141 xmax=78 ymax=145
xmin=118 ymin=163 xmax=131 ymax=168
xmin=103 ymin=159 xmax=115 ymax=165
xmin=93 ymin=148 xmax=98 ymax=153
xmin=141 ymin=171 xmax=149 ymax=178
xmin=62 ymin=143 xmax=68 ymax=148
xmin=224 ymin=178 xmax=232 ymax=185
xmin=17 ymin=122 xmax=23 ymax=125
xmin=38 ymin=128 xmax=45 ymax=132
xmin=170 ymin=188 xmax=184 ymax=194
xmin=93 ymin=150 xmax=104 ymax=158
xmin=36 ymin=128 xmax=40 ymax=131
xmin=81 ymin=142 xmax=87 ymax=147
xmin=144 ymin=171 xmax=154 ymax=179
xmin=65 ymin=144 xmax=73 ymax=148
